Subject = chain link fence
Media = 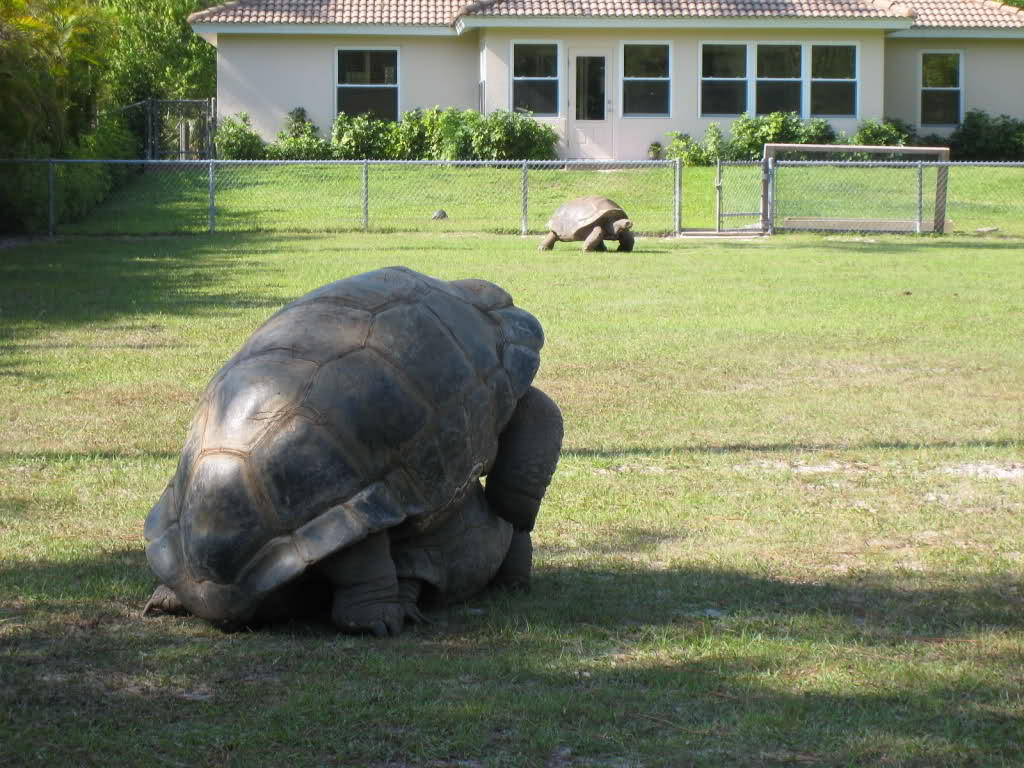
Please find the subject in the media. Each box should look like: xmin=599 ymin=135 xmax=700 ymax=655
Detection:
xmin=715 ymin=160 xmax=1024 ymax=237
xmin=8 ymin=159 xmax=683 ymax=237
xmin=4 ymin=157 xmax=1024 ymax=238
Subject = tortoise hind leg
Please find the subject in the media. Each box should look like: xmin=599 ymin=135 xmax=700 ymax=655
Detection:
xmin=315 ymin=531 xmax=404 ymax=636
xmin=143 ymin=584 xmax=188 ymax=617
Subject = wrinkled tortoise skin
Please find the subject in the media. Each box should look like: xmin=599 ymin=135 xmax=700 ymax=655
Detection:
xmin=144 ymin=266 xmax=558 ymax=627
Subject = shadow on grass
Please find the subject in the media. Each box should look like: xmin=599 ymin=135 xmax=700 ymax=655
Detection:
xmin=3 ymin=548 xmax=1023 ymax=765
xmin=567 ymin=437 xmax=1023 ymax=458
xmin=0 ymin=233 xmax=292 ymax=333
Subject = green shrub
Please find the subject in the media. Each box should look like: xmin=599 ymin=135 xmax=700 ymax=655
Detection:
xmin=470 ymin=110 xmax=559 ymax=161
xmin=851 ymin=118 xmax=917 ymax=147
xmin=727 ymin=112 xmax=807 ymax=160
xmin=266 ymin=110 xmax=333 ymax=161
xmin=664 ymin=125 xmax=726 ymax=166
xmin=330 ymin=107 xmax=558 ymax=161
xmin=331 ymin=112 xmax=394 ymax=160
xmin=0 ymin=116 xmax=138 ymax=233
xmin=60 ymin=116 xmax=140 ymax=222
xmin=0 ymin=146 xmax=51 ymax=233
xmin=215 ymin=113 xmax=266 ymax=160
xmin=949 ymin=110 xmax=1024 ymax=161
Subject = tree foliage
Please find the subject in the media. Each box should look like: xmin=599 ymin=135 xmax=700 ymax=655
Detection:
xmin=0 ymin=0 xmax=213 ymax=157
xmin=100 ymin=0 xmax=214 ymax=105
xmin=1 ymin=0 xmax=112 ymax=154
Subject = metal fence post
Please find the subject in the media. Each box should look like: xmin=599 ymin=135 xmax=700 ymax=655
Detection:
xmin=362 ymin=160 xmax=369 ymax=231
xmin=766 ymin=157 xmax=776 ymax=235
xmin=48 ymin=160 xmax=56 ymax=237
xmin=916 ymin=161 xmax=924 ymax=235
xmin=760 ymin=156 xmax=771 ymax=234
xmin=715 ymin=160 xmax=722 ymax=233
xmin=208 ymin=160 xmax=216 ymax=233
xmin=145 ymin=99 xmax=153 ymax=160
xmin=934 ymin=163 xmax=949 ymax=235
xmin=521 ymin=160 xmax=529 ymax=236
xmin=673 ymin=158 xmax=682 ymax=234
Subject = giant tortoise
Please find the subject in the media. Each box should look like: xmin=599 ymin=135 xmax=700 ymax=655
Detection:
xmin=143 ymin=266 xmax=563 ymax=636
xmin=538 ymin=196 xmax=634 ymax=252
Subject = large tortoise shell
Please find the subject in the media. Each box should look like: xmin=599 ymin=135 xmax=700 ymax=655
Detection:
xmin=547 ymin=196 xmax=629 ymax=240
xmin=144 ymin=267 xmax=545 ymax=622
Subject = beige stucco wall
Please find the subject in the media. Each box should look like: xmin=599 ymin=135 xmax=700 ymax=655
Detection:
xmin=884 ymin=38 xmax=1024 ymax=134
xmin=216 ymin=34 xmax=480 ymax=139
xmin=480 ymin=28 xmax=887 ymax=159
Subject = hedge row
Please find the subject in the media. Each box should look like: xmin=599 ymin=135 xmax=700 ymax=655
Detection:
xmin=216 ymin=107 xmax=560 ymax=162
xmin=0 ymin=116 xmax=139 ymax=233
xmin=663 ymin=110 xmax=1024 ymax=165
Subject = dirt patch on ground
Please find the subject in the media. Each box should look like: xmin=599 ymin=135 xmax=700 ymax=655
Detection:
xmin=944 ymin=462 xmax=1024 ymax=481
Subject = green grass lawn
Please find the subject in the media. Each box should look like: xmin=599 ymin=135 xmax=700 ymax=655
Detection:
xmin=1 ymin=231 xmax=1023 ymax=767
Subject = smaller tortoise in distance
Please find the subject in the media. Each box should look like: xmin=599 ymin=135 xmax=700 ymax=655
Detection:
xmin=539 ymin=196 xmax=634 ymax=253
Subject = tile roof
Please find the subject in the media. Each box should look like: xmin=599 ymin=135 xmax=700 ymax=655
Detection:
xmin=188 ymin=0 xmax=1024 ymax=29
xmin=909 ymin=0 xmax=1024 ymax=27
xmin=189 ymin=0 xmax=466 ymax=26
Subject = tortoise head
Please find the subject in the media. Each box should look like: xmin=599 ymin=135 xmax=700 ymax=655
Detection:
xmin=612 ymin=218 xmax=633 ymax=234
xmin=492 ymin=306 xmax=544 ymax=400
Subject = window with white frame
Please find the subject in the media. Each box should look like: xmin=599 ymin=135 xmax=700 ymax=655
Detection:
xmin=623 ymin=44 xmax=670 ymax=116
xmin=337 ymin=49 xmax=398 ymax=121
xmin=811 ymin=45 xmax=857 ymax=116
xmin=921 ymin=52 xmax=961 ymax=125
xmin=513 ymin=43 xmax=559 ymax=116
xmin=701 ymin=42 xmax=857 ymax=118
xmin=701 ymin=44 xmax=747 ymax=116
xmin=756 ymin=44 xmax=802 ymax=114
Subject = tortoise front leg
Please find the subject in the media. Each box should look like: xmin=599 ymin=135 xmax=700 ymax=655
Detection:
xmin=486 ymin=387 xmax=563 ymax=534
xmin=490 ymin=531 xmax=533 ymax=591
xmin=538 ymin=231 xmax=558 ymax=251
xmin=315 ymin=531 xmax=404 ymax=636
xmin=582 ymin=225 xmax=604 ymax=251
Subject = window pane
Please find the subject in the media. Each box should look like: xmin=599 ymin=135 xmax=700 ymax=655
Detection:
xmin=513 ymin=81 xmax=557 ymax=115
xmin=575 ymin=56 xmax=605 ymax=120
xmin=624 ymin=81 xmax=670 ymax=116
xmin=514 ymin=44 xmax=557 ymax=78
xmin=702 ymin=45 xmax=746 ymax=78
xmin=701 ymin=82 xmax=746 ymax=115
xmin=624 ymin=44 xmax=669 ymax=78
xmin=339 ymin=50 xmax=397 ymax=85
xmin=922 ymin=90 xmax=960 ymax=124
xmin=338 ymin=87 xmax=398 ymax=121
xmin=757 ymin=45 xmax=801 ymax=78
xmin=812 ymin=46 xmax=855 ymax=79
xmin=811 ymin=82 xmax=856 ymax=116
xmin=756 ymin=81 xmax=801 ymax=114
xmin=922 ymin=53 xmax=959 ymax=87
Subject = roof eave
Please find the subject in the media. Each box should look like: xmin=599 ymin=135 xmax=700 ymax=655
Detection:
xmin=455 ymin=15 xmax=915 ymax=33
xmin=888 ymin=26 xmax=1024 ymax=37
xmin=190 ymin=21 xmax=460 ymax=44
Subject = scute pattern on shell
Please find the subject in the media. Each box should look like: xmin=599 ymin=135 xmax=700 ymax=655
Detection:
xmin=144 ymin=266 xmax=545 ymax=623
xmin=548 ymin=195 xmax=629 ymax=241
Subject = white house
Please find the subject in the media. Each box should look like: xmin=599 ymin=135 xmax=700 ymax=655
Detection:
xmin=189 ymin=0 xmax=1024 ymax=160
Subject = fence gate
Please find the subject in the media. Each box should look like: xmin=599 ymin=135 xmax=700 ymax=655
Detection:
xmin=716 ymin=160 xmax=765 ymax=233
xmin=108 ymin=98 xmax=217 ymax=160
